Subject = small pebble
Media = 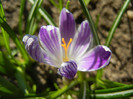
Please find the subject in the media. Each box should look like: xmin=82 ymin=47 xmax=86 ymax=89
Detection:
xmin=127 ymin=10 xmax=133 ymax=19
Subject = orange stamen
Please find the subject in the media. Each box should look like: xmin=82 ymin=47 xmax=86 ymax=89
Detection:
xmin=61 ymin=38 xmax=72 ymax=61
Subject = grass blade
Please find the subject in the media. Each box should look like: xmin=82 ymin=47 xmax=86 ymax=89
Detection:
xmin=29 ymin=0 xmax=57 ymax=26
xmin=26 ymin=0 xmax=43 ymax=34
xmin=91 ymin=89 xmax=133 ymax=98
xmin=15 ymin=67 xmax=31 ymax=95
xmin=19 ymin=0 xmax=26 ymax=38
xmin=105 ymin=0 xmax=131 ymax=47
xmin=0 ymin=75 xmax=21 ymax=95
xmin=46 ymin=80 xmax=79 ymax=99
xmin=59 ymin=0 xmax=63 ymax=12
xmin=97 ymin=0 xmax=130 ymax=81
xmin=0 ymin=0 xmax=10 ymax=54
xmin=49 ymin=0 xmax=59 ymax=8
xmin=0 ymin=51 xmax=16 ymax=75
xmin=83 ymin=0 xmax=91 ymax=6
xmin=0 ymin=17 xmax=29 ymax=64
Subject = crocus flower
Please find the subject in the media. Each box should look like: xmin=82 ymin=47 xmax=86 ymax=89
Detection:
xmin=23 ymin=8 xmax=111 ymax=79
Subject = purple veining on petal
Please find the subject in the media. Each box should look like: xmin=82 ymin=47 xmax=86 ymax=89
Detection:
xmin=69 ymin=20 xmax=93 ymax=59
xmin=39 ymin=26 xmax=62 ymax=66
xmin=22 ymin=34 xmax=54 ymax=66
xmin=58 ymin=61 xmax=77 ymax=79
xmin=59 ymin=8 xmax=76 ymax=44
xmin=23 ymin=35 xmax=45 ymax=62
xmin=78 ymin=45 xmax=111 ymax=71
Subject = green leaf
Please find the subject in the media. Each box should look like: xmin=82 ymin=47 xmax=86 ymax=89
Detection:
xmin=0 ymin=75 xmax=21 ymax=95
xmin=59 ymin=0 xmax=63 ymax=12
xmin=95 ymin=84 xmax=133 ymax=94
xmin=83 ymin=0 xmax=91 ymax=6
xmin=79 ymin=80 xmax=89 ymax=99
xmin=105 ymin=0 xmax=131 ymax=47
xmin=101 ymin=80 xmax=126 ymax=88
xmin=26 ymin=0 xmax=43 ymax=34
xmin=0 ymin=17 xmax=29 ymax=64
xmin=19 ymin=0 xmax=26 ymax=38
xmin=91 ymin=89 xmax=133 ymax=98
xmin=0 ymin=0 xmax=10 ymax=54
xmin=15 ymin=67 xmax=31 ymax=95
xmin=66 ymin=0 xmax=70 ymax=10
xmin=97 ymin=0 xmax=130 ymax=80
xmin=29 ymin=0 xmax=57 ymax=26
xmin=49 ymin=0 xmax=59 ymax=9
xmin=0 ymin=51 xmax=15 ymax=75
xmin=46 ymin=80 xmax=79 ymax=99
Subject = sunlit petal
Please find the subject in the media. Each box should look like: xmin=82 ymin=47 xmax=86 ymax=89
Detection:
xmin=39 ymin=25 xmax=63 ymax=67
xmin=59 ymin=8 xmax=76 ymax=44
xmin=23 ymin=34 xmax=54 ymax=65
xmin=69 ymin=20 xmax=93 ymax=60
xmin=77 ymin=45 xmax=111 ymax=71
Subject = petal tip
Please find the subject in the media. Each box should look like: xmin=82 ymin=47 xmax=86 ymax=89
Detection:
xmin=40 ymin=25 xmax=55 ymax=32
xmin=22 ymin=34 xmax=31 ymax=45
xmin=62 ymin=8 xmax=70 ymax=13
xmin=101 ymin=45 xmax=112 ymax=52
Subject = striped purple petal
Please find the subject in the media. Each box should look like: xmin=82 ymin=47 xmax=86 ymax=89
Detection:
xmin=22 ymin=34 xmax=50 ymax=64
xmin=58 ymin=61 xmax=77 ymax=79
xmin=77 ymin=45 xmax=111 ymax=71
xmin=59 ymin=8 xmax=76 ymax=44
xmin=69 ymin=20 xmax=93 ymax=59
xmin=39 ymin=25 xmax=63 ymax=67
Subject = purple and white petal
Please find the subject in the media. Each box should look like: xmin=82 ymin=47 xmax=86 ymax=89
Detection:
xmin=58 ymin=61 xmax=77 ymax=79
xmin=59 ymin=8 xmax=76 ymax=44
xmin=22 ymin=34 xmax=53 ymax=65
xmin=77 ymin=45 xmax=111 ymax=71
xmin=69 ymin=20 xmax=93 ymax=60
xmin=39 ymin=25 xmax=63 ymax=67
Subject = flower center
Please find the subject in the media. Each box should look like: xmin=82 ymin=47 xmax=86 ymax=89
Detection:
xmin=61 ymin=38 xmax=72 ymax=61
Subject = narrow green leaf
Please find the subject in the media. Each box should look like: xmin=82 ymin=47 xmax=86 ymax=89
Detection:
xmin=79 ymin=81 xmax=88 ymax=99
xmin=101 ymin=80 xmax=126 ymax=88
xmin=95 ymin=14 xmax=100 ymax=29
xmin=66 ymin=0 xmax=70 ymax=10
xmin=91 ymin=89 xmax=133 ymax=98
xmin=0 ymin=51 xmax=15 ymax=75
xmin=0 ymin=0 xmax=10 ymax=54
xmin=83 ymin=0 xmax=91 ymax=6
xmin=19 ymin=0 xmax=26 ymax=38
xmin=46 ymin=80 xmax=79 ymax=99
xmin=0 ymin=17 xmax=29 ymax=64
xmin=28 ymin=16 xmax=37 ymax=35
xmin=15 ymin=67 xmax=31 ymax=95
xmin=96 ymin=0 xmax=131 ymax=81
xmin=49 ymin=0 xmax=59 ymax=8
xmin=29 ymin=0 xmax=57 ymax=26
xmin=0 ymin=66 xmax=7 ymax=74
xmin=59 ymin=0 xmax=63 ymax=12
xmin=26 ymin=0 xmax=43 ymax=34
xmin=0 ymin=75 xmax=21 ymax=95
xmin=105 ymin=0 xmax=131 ymax=47
xmin=95 ymin=84 xmax=133 ymax=94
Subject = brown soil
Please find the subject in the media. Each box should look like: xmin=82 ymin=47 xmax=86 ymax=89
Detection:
xmin=1 ymin=0 xmax=133 ymax=93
